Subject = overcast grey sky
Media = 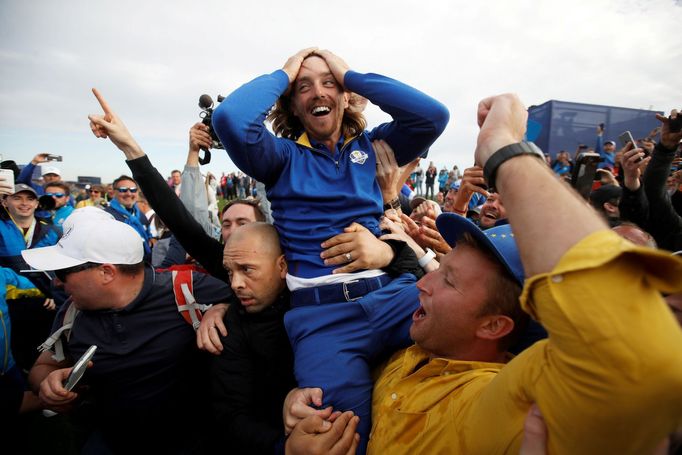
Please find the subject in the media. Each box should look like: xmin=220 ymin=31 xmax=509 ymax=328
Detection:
xmin=1 ymin=0 xmax=681 ymax=182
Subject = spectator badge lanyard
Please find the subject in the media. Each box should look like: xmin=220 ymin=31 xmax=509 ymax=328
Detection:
xmin=10 ymin=215 xmax=36 ymax=248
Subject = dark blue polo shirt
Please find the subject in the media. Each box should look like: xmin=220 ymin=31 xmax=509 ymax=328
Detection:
xmin=50 ymin=266 xmax=231 ymax=451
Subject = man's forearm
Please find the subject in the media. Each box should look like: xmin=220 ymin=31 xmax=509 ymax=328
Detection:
xmin=127 ymin=155 xmax=228 ymax=280
xmin=495 ymin=156 xmax=607 ymax=276
xmin=643 ymin=142 xmax=676 ymax=199
xmin=28 ymin=351 xmax=68 ymax=394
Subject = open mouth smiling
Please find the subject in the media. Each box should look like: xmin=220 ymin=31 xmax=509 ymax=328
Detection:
xmin=482 ymin=210 xmax=498 ymax=220
xmin=311 ymin=105 xmax=331 ymax=117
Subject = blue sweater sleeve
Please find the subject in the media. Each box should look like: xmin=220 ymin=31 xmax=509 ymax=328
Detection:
xmin=16 ymin=163 xmax=44 ymax=194
xmin=212 ymin=70 xmax=291 ymax=185
xmin=595 ymin=134 xmax=604 ymax=156
xmin=344 ymin=71 xmax=449 ymax=166
xmin=16 ymin=162 xmax=35 ymax=185
xmin=212 ymin=69 xmax=450 ymax=179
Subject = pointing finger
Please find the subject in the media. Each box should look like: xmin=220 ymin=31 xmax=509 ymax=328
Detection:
xmin=92 ymin=88 xmax=113 ymax=115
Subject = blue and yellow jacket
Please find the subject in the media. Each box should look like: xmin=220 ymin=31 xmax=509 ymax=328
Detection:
xmin=213 ymin=69 xmax=449 ymax=278
xmin=0 ymin=210 xmax=60 ymax=294
xmin=1 ymin=267 xmax=42 ymax=373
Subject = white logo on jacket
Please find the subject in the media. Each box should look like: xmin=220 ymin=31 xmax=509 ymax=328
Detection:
xmin=350 ymin=150 xmax=369 ymax=165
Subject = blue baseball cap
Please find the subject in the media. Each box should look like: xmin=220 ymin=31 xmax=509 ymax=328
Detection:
xmin=436 ymin=213 xmax=524 ymax=285
xmin=449 ymin=180 xmax=461 ymax=191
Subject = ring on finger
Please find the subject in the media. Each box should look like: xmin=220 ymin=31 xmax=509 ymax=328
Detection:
xmin=345 ymin=252 xmax=352 ymax=262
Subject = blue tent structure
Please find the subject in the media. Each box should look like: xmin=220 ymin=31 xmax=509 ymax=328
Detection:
xmin=528 ymin=100 xmax=662 ymax=158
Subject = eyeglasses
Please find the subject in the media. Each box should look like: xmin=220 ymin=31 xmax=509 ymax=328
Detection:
xmin=54 ymin=262 xmax=100 ymax=282
xmin=116 ymin=187 xmax=138 ymax=193
xmin=45 ymin=192 xmax=66 ymax=198
xmin=90 ymin=190 xmax=101 ymax=194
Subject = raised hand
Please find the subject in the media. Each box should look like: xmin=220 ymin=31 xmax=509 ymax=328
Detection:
xmin=410 ymin=199 xmax=442 ymax=224
xmin=30 ymin=153 xmax=52 ymax=165
xmin=655 ymin=109 xmax=682 ymax=150
xmin=282 ymin=47 xmax=319 ymax=84
xmin=419 ymin=212 xmax=452 ymax=257
xmin=621 ymin=143 xmax=650 ymax=191
xmin=475 ymin=94 xmax=528 ymax=168
xmin=189 ymin=122 xmax=213 ymax=154
xmin=315 ymin=50 xmax=350 ymax=88
xmin=88 ymin=88 xmax=143 ymax=158
xmin=453 ymin=166 xmax=490 ymax=214
xmin=374 ymin=139 xmax=402 ymax=203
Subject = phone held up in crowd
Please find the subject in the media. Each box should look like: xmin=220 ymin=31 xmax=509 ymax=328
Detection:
xmin=571 ymin=152 xmax=602 ymax=200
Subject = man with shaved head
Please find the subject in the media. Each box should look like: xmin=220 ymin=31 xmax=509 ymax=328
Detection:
xmin=211 ymin=222 xmax=295 ymax=454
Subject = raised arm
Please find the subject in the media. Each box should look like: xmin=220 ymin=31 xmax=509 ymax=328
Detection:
xmin=309 ymin=49 xmax=449 ymax=166
xmin=641 ymin=111 xmax=682 ymax=251
xmin=467 ymin=94 xmax=682 ymax=454
xmin=212 ymin=68 xmax=295 ymax=184
xmin=475 ymin=95 xmax=606 ymax=275
xmin=340 ymin=71 xmax=449 ymax=166
xmin=88 ymin=89 xmax=228 ymax=280
xmin=177 ymin=123 xmax=218 ymax=239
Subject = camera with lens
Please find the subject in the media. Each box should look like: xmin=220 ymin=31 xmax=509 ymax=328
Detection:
xmin=197 ymin=94 xmax=225 ymax=164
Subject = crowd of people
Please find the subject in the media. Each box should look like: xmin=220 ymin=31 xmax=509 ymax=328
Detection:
xmin=1 ymin=48 xmax=681 ymax=455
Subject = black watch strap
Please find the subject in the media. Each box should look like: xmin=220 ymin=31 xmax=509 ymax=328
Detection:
xmin=383 ymin=197 xmax=401 ymax=211
xmin=483 ymin=141 xmax=544 ymax=188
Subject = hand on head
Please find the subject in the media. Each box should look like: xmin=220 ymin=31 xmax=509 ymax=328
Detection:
xmin=313 ymin=50 xmax=350 ymax=88
xmin=282 ymin=47 xmax=319 ymax=84
xmin=282 ymin=48 xmax=350 ymax=90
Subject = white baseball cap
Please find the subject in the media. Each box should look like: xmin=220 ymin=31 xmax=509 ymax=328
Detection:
xmin=62 ymin=206 xmax=114 ymax=229
xmin=22 ymin=210 xmax=144 ymax=271
xmin=40 ymin=165 xmax=61 ymax=177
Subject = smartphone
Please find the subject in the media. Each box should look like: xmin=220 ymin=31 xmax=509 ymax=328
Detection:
xmin=63 ymin=345 xmax=97 ymax=391
xmin=571 ymin=152 xmax=602 ymax=200
xmin=45 ymin=154 xmax=63 ymax=162
xmin=0 ymin=169 xmax=15 ymax=194
xmin=618 ymin=131 xmax=636 ymax=149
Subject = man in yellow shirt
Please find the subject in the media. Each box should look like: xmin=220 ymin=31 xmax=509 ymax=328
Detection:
xmin=284 ymin=95 xmax=682 ymax=455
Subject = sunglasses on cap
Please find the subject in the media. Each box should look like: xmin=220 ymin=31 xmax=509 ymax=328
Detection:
xmin=54 ymin=262 xmax=100 ymax=282
xmin=45 ymin=192 xmax=66 ymax=198
xmin=116 ymin=187 xmax=138 ymax=193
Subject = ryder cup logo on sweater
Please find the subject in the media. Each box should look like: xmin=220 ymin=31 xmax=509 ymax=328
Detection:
xmin=350 ymin=150 xmax=369 ymax=165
